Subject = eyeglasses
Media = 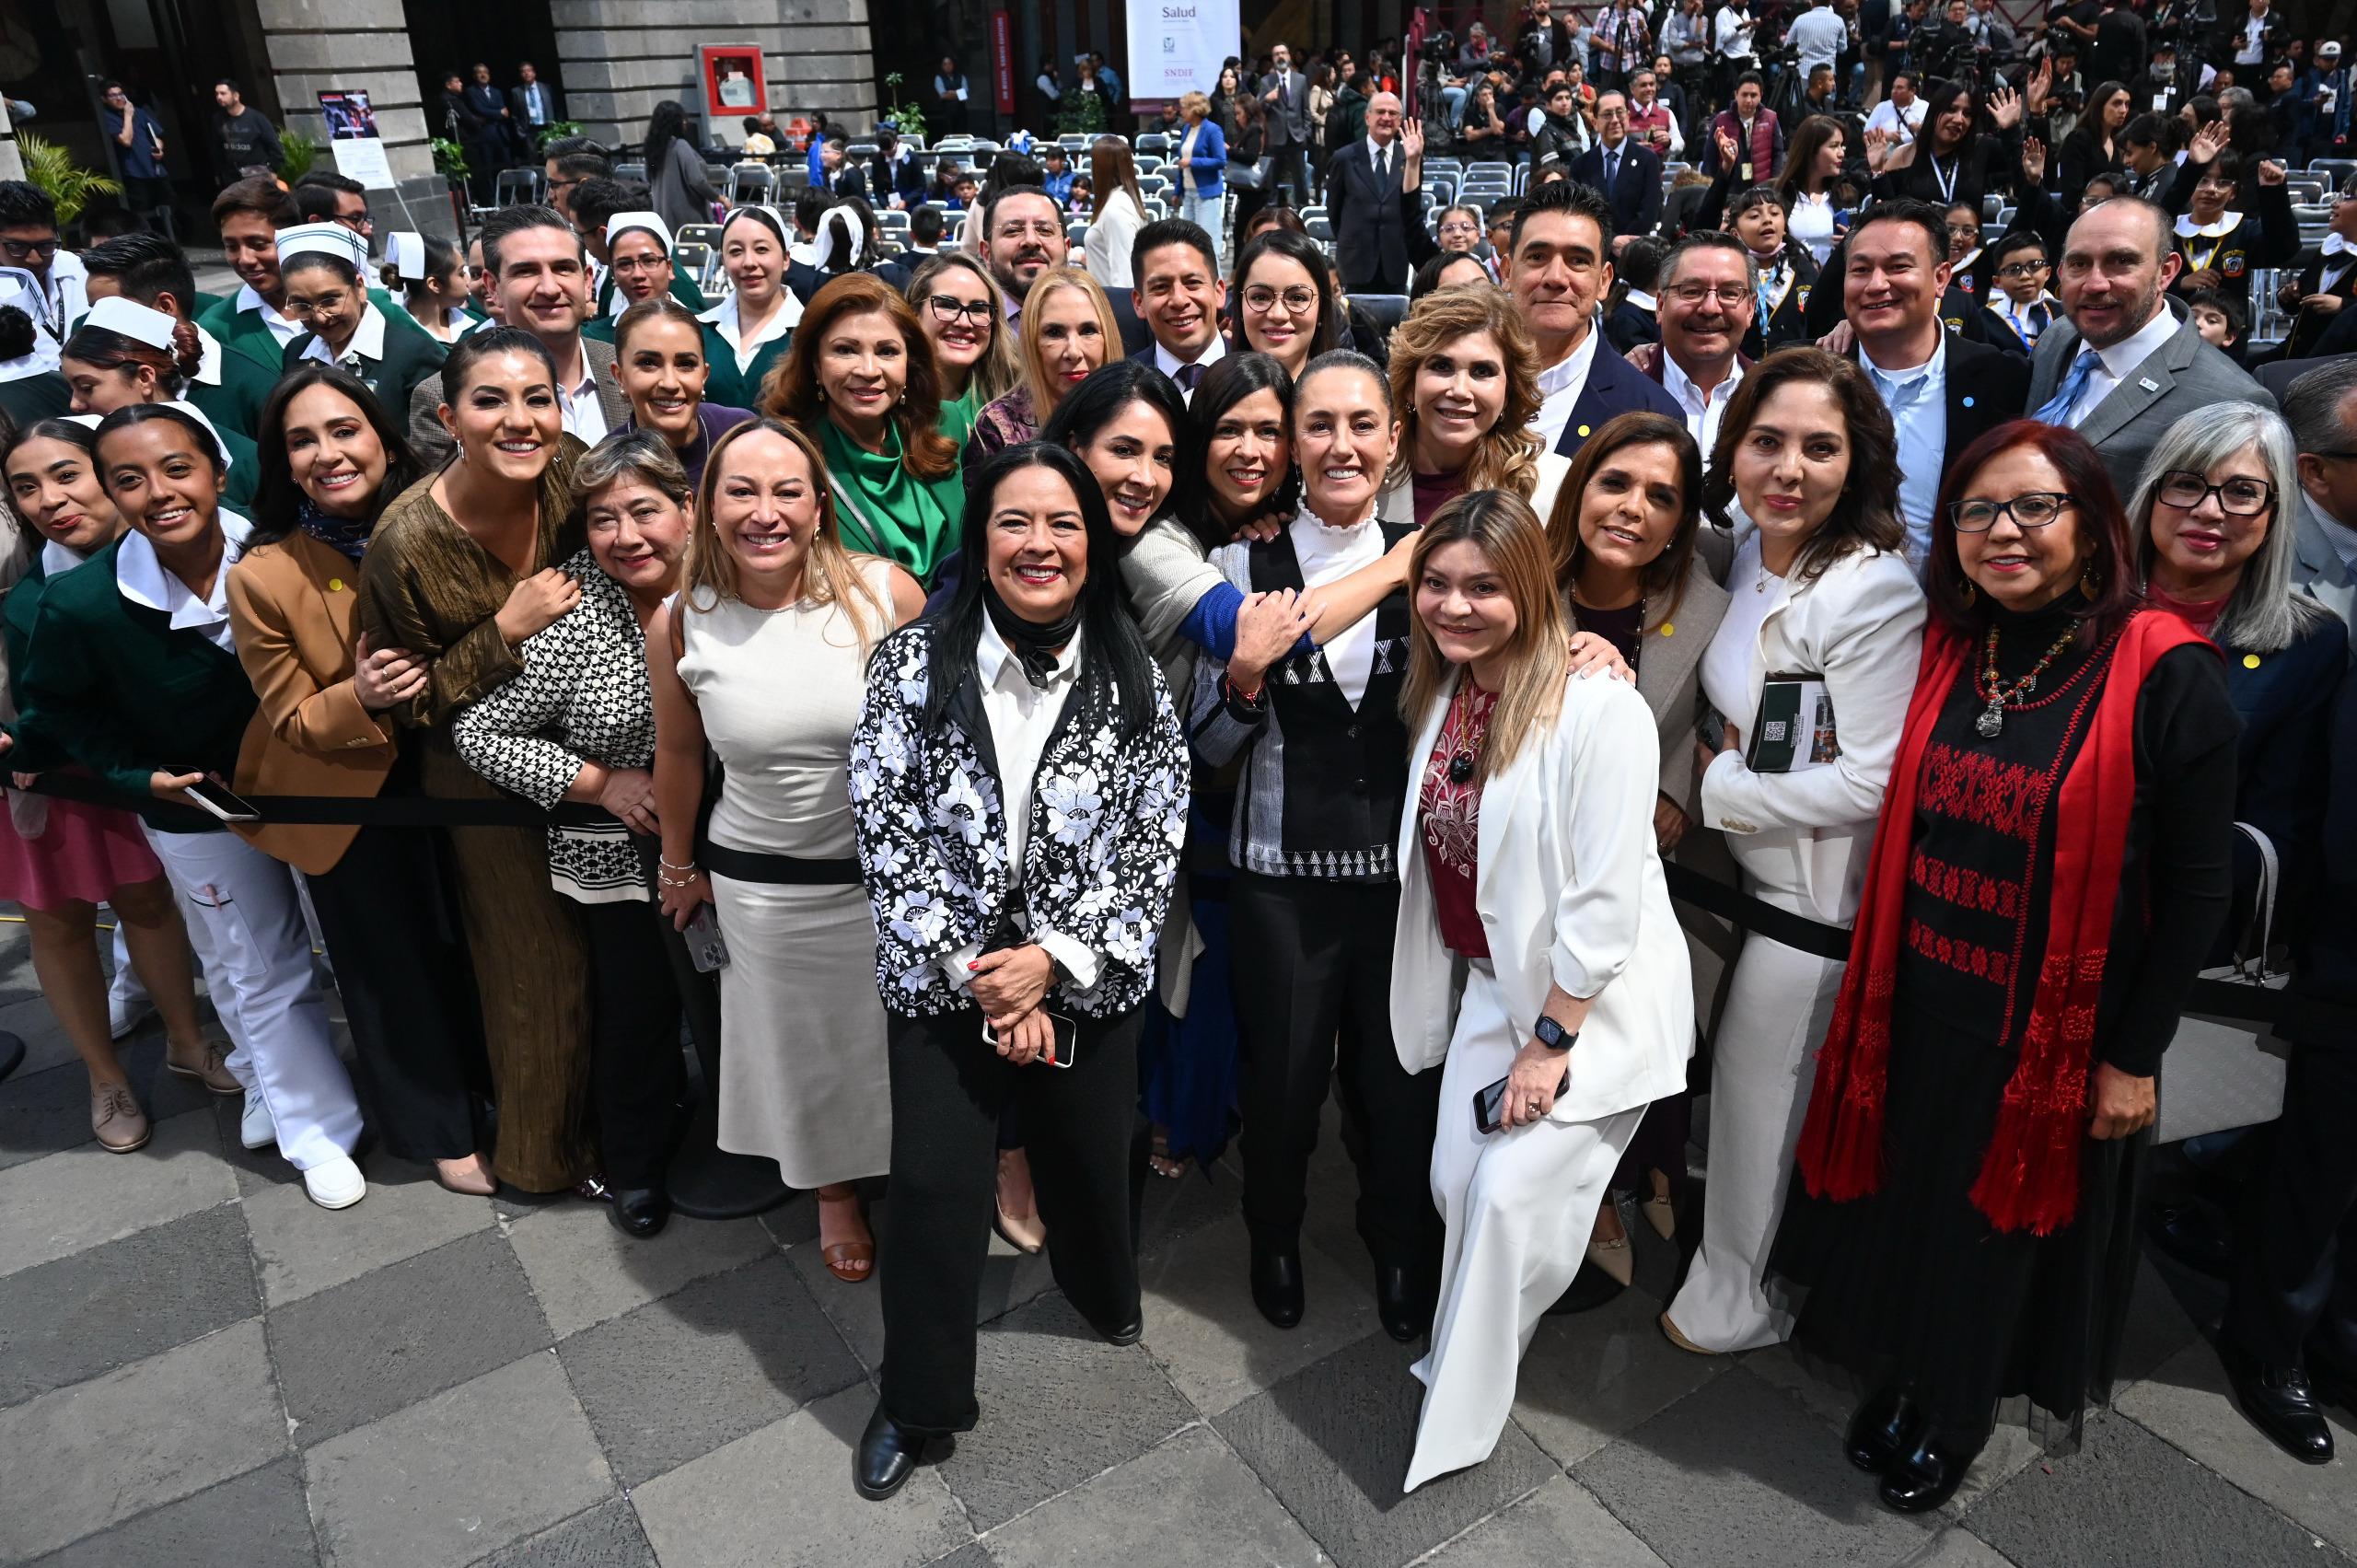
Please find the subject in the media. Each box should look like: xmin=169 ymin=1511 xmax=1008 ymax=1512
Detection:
xmin=1243 ymin=285 xmax=1318 ymax=315
xmin=1950 ymin=492 xmax=2073 ymax=532
xmin=926 ymin=294 xmax=994 ymax=324
xmin=1666 ymin=282 xmax=1750 ymax=308
xmin=1945 ymin=224 xmax=1981 ymax=238
xmin=1996 ymin=260 xmax=2049 ymax=278
xmin=2156 ymin=470 xmax=2274 ymax=515
xmin=0 ymin=238 xmax=59 ymax=261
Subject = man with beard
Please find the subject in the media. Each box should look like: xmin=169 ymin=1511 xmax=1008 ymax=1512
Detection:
xmin=980 ymin=186 xmax=1067 ymax=330
xmin=2026 ymin=195 xmax=2267 ymax=494
xmin=1838 ymin=200 xmax=2027 ymax=568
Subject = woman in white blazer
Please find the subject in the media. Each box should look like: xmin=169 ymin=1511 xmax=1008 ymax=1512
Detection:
xmin=1661 ymin=347 xmax=1926 ymax=1357
xmin=1390 ymin=490 xmax=1694 ymax=1492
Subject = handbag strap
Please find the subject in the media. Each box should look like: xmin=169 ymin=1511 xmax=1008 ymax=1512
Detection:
xmin=2229 ymin=819 xmax=2280 ymax=981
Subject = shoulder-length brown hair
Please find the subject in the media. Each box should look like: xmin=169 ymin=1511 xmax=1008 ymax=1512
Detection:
xmin=1017 ymin=267 xmax=1122 ymax=425
xmin=1544 ymin=410 xmax=1704 ymax=619
xmin=762 ymin=272 xmax=958 ymax=481
xmin=682 ymin=414 xmax=891 ymax=652
xmin=904 ymin=250 xmax=1019 ymax=407
xmin=1383 ymin=285 xmax=1542 ymax=497
xmin=1090 ymin=135 xmax=1144 ymax=215
xmin=1701 ymin=345 xmax=1903 ymax=582
xmin=1399 ymin=489 xmax=1571 ymax=784
xmin=1926 ymin=419 xmax=2141 ymax=647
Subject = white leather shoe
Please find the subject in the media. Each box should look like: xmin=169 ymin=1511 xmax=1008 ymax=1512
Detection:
xmin=108 ymin=994 xmax=153 ymax=1040
xmin=303 ymin=1155 xmax=366 ymax=1210
xmin=238 ymin=1091 xmax=275 ymax=1151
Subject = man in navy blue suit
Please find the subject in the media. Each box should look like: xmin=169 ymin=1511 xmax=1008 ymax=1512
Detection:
xmin=1125 ymin=217 xmax=1226 ymax=401
xmin=1505 ymin=179 xmax=1680 ymax=458
xmin=1568 ymin=91 xmax=1665 ymax=249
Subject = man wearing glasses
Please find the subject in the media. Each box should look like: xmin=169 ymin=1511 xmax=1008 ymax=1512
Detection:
xmin=1837 ymin=201 xmax=2027 ymax=569
xmin=0 ymin=180 xmax=87 ymax=373
xmin=1631 ymin=233 xmax=1758 ymax=452
xmin=2026 ymin=196 xmax=2269 ymax=494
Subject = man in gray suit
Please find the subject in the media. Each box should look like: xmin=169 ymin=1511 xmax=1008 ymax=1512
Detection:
xmin=2026 ymin=196 xmax=2272 ymax=494
xmin=2288 ymin=357 xmax=2357 ymax=633
xmin=1260 ymin=42 xmax=1313 ymax=208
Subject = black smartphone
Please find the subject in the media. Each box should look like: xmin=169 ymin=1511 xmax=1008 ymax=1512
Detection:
xmin=978 ymin=1012 xmax=1080 ymax=1067
xmin=1695 ymin=703 xmax=1728 ymax=752
xmin=1474 ymin=1067 xmax=1572 ymax=1135
xmin=179 ymin=776 xmax=261 ymax=824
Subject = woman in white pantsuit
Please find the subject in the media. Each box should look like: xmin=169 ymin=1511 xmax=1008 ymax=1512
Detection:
xmin=1660 ymin=349 xmax=1925 ymax=1356
xmin=1390 ymin=490 xmax=1693 ymax=1492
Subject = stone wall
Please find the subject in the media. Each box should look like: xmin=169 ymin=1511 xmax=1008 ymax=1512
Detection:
xmin=553 ymin=0 xmax=877 ymax=151
xmin=249 ymin=0 xmax=457 ymax=233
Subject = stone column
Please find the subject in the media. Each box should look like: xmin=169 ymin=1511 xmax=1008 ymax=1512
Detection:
xmin=251 ymin=0 xmax=456 ymax=233
xmin=554 ymin=0 xmax=877 ymax=151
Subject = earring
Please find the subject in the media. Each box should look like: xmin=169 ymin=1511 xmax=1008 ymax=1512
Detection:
xmin=2079 ymin=563 xmax=2100 ymax=597
xmin=1959 ymin=578 xmax=1975 ymax=606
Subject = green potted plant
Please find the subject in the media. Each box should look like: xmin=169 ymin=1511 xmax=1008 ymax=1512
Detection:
xmin=17 ymin=135 xmax=120 ymax=226
xmin=535 ymin=119 xmax=585 ymax=153
xmin=276 ymin=127 xmax=323 ymax=185
xmin=882 ymin=72 xmax=929 ymax=143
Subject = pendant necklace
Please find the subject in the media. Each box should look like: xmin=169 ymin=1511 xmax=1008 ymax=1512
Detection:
xmin=1973 ymin=621 xmax=2076 ymax=738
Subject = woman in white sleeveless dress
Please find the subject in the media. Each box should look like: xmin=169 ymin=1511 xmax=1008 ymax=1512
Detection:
xmin=649 ymin=415 xmax=924 ymax=1283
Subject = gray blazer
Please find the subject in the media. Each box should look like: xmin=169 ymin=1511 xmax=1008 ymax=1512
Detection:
xmin=2026 ymin=303 xmax=2272 ymax=497
xmin=405 ymin=335 xmax=630 ymax=468
xmin=2293 ymin=496 xmax=2357 ymax=642
xmin=1260 ymin=69 xmax=1311 ymax=146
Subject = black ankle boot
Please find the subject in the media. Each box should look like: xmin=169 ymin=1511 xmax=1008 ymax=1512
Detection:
xmin=853 ymin=1403 xmax=929 ymax=1500
xmin=1878 ymin=1429 xmax=1979 ymax=1513
xmin=607 ymin=1186 xmax=670 ymax=1238
xmin=1376 ymin=1262 xmax=1431 ymax=1343
xmin=1844 ymin=1388 xmax=1923 ymax=1473
xmin=1250 ymin=1241 xmax=1304 ymax=1329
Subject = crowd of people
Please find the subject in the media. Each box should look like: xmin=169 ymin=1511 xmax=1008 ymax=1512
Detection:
xmin=6 ymin=0 xmax=2357 ymax=1514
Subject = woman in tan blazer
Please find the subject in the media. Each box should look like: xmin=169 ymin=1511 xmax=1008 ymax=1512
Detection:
xmin=1543 ymin=411 xmax=1736 ymax=1300
xmin=227 ymin=364 xmax=496 ymax=1195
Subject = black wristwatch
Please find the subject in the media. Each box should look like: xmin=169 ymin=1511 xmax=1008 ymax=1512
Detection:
xmin=1533 ymin=1015 xmax=1577 ymax=1051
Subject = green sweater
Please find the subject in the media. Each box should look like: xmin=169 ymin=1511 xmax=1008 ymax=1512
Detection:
xmin=17 ymin=535 xmax=254 ymax=830
xmin=281 ymin=307 xmax=447 ymax=419
xmin=698 ymin=319 xmax=794 ymax=411
xmin=198 ymin=285 xmax=421 ymax=435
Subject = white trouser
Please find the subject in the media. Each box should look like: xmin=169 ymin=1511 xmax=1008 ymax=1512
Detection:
xmin=1179 ymin=189 xmax=1226 ymax=269
xmin=1664 ymin=913 xmax=1846 ymax=1353
xmin=142 ymin=827 xmax=361 ymax=1170
xmin=1404 ymin=960 xmax=1644 ymax=1492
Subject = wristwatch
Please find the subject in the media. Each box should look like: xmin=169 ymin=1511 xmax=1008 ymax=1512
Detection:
xmin=1533 ymin=1015 xmax=1577 ymax=1051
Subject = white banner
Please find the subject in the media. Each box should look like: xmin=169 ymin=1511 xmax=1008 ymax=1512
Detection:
xmin=1125 ymin=0 xmax=1240 ymax=103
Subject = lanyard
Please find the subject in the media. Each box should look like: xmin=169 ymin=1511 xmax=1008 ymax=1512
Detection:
xmin=1930 ymin=153 xmax=1959 ymax=204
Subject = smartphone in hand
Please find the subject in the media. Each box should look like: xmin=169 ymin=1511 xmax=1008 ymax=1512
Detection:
xmin=179 ymin=776 xmax=261 ymax=823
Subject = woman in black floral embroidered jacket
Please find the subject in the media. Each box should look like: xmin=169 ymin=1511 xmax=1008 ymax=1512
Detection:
xmin=845 ymin=441 xmax=1188 ymax=1502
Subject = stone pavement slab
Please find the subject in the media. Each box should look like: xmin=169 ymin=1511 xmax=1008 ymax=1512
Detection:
xmin=1508 ymin=1277 xmax=1726 ymax=1468
xmin=1574 ymin=1364 xmax=1940 ymax=1568
xmin=2118 ymin=1339 xmax=2357 ymax=1551
xmin=1138 ymin=1211 xmax=1380 ymax=1416
xmin=1413 ymin=1473 xmax=1668 ymax=1566
xmin=0 ymin=1107 xmax=236 ymax=1274
xmin=272 ymin=1226 xmax=552 ymax=1447
xmin=0 ymin=1202 xmax=258 ymax=1406
xmin=506 ymin=1200 xmax=778 ymax=1340
xmin=1214 ymin=1327 xmax=1557 ymax=1568
xmin=977 ymin=1423 xmax=1327 ymax=1568
xmin=784 ymin=1203 xmax=1059 ymax=1376
xmin=931 ymin=1292 xmax=1200 ymax=1531
xmin=472 ymin=1497 xmax=658 ymax=1568
xmin=557 ymin=1251 xmax=864 ymax=1486
xmin=1967 ymin=1409 xmax=2355 ymax=1568
xmin=0 ymin=1318 xmax=287 ymax=1562
xmin=630 ymin=1384 xmax=972 ymax=1568
xmin=27 ymin=1456 xmax=319 ymax=1568
xmin=304 ymin=1352 xmax=612 ymax=1568
xmin=242 ymin=1160 xmax=497 ymax=1307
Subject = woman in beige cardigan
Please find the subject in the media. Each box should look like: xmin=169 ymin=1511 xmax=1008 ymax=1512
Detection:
xmin=229 ymin=363 xmax=495 ymax=1194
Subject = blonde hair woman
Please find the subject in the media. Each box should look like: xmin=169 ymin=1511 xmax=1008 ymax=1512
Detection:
xmin=1378 ymin=285 xmax=1567 ymax=526
xmin=965 ymin=267 xmax=1121 ymax=474
xmin=649 ymin=416 xmax=923 ymax=1279
xmin=1391 ymin=488 xmax=1692 ymax=1491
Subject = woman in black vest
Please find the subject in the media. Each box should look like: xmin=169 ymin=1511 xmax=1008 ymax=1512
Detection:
xmin=1189 ymin=348 xmax=1441 ymax=1342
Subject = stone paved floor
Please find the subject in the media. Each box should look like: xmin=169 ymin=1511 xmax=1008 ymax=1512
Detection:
xmin=2 ymin=919 xmax=2352 ymax=1568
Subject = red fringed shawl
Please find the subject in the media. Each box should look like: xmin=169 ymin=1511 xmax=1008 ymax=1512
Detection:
xmin=1793 ymin=609 xmax=2207 ymax=1237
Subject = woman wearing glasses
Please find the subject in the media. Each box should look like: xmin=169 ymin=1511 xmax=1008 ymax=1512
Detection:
xmin=966 ymin=270 xmax=1120 ymax=475
xmin=1229 ymin=228 xmax=1339 ymax=383
xmin=902 ymin=255 xmax=1017 ymax=448
xmin=2131 ymin=407 xmax=2345 ymax=964
xmin=1772 ymin=418 xmax=2236 ymax=1513
xmin=1660 ymin=348 xmax=1925 ymax=1359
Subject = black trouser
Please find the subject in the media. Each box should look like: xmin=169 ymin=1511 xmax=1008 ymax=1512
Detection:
xmin=1229 ymin=874 xmax=1443 ymax=1273
xmin=303 ymin=822 xmax=489 ymax=1164
xmin=880 ymin=1004 xmax=1143 ymax=1434
xmin=1265 ymin=141 xmax=1310 ymax=207
xmin=579 ymin=898 xmax=684 ymax=1189
xmin=2226 ymin=1040 xmax=2357 ymax=1368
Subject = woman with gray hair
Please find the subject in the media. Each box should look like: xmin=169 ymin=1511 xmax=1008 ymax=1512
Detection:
xmin=452 ymin=428 xmax=698 ymax=1237
xmin=2131 ymin=403 xmax=2349 ymax=963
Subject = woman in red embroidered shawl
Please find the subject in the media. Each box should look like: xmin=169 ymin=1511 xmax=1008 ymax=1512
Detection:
xmin=1769 ymin=420 xmax=2238 ymax=1515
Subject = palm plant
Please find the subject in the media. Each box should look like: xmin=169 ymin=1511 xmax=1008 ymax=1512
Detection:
xmin=276 ymin=128 xmax=323 ymax=185
xmin=16 ymin=135 xmax=120 ymax=226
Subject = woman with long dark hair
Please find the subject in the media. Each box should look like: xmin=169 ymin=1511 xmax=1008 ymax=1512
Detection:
xmin=2059 ymin=81 xmax=2132 ymax=194
xmin=644 ymin=100 xmax=720 ymax=233
xmin=847 ymin=442 xmax=1187 ymax=1499
xmin=1867 ymin=80 xmax=2025 ymax=215
xmin=1770 ymin=114 xmax=1853 ymax=267
xmin=1084 ymin=136 xmax=1151 ymax=291
xmin=1772 ymin=420 xmax=2236 ymax=1512
xmin=1230 ymin=227 xmax=1341 ymax=382
xmin=229 ymin=362 xmax=493 ymax=1193
xmin=1 ymin=418 xmax=221 ymax=1154
xmin=1659 ymin=347 xmax=1927 ymax=1357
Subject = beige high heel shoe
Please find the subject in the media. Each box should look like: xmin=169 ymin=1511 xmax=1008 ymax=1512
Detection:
xmin=1586 ymin=1202 xmax=1635 ymax=1287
